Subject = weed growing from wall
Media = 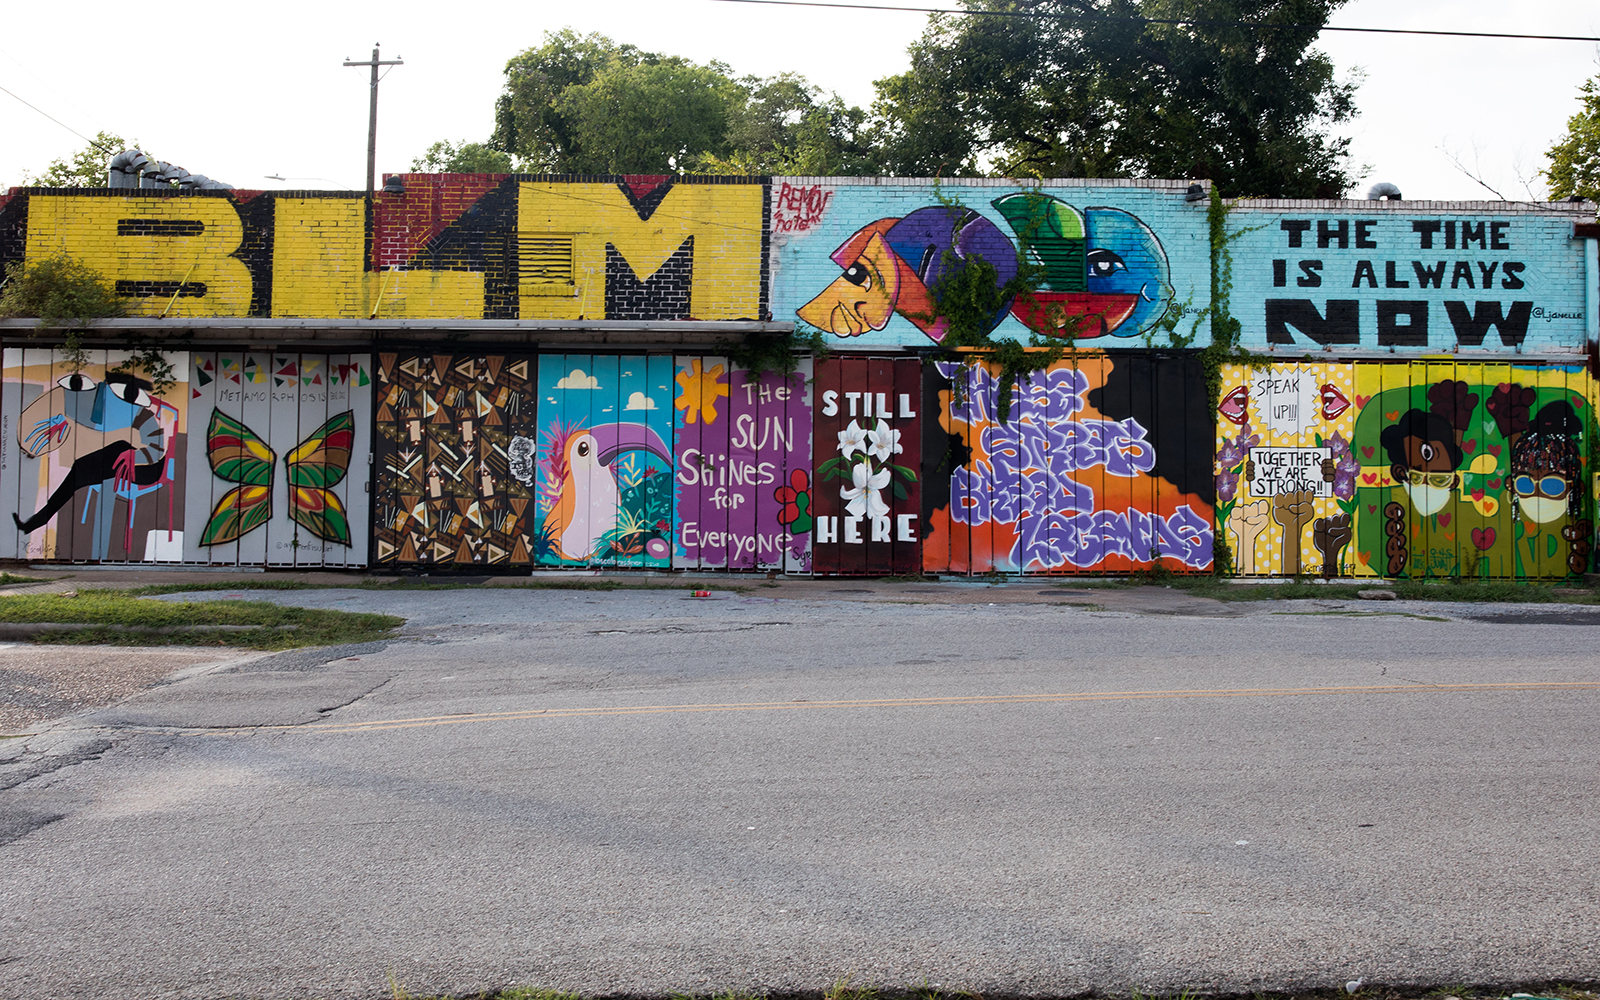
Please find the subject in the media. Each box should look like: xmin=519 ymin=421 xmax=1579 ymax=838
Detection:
xmin=727 ymin=326 xmax=831 ymax=384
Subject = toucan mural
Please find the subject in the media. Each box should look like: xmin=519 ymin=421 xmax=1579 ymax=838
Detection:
xmin=535 ymin=355 xmax=675 ymax=567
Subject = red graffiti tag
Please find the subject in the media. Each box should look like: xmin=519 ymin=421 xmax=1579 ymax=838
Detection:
xmin=773 ymin=182 xmax=833 ymax=233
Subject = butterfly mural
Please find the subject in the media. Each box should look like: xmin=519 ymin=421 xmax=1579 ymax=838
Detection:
xmin=200 ymin=410 xmax=356 ymax=546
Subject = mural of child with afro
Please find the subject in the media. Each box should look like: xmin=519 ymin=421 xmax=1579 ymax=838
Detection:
xmin=1378 ymin=379 xmax=1476 ymax=576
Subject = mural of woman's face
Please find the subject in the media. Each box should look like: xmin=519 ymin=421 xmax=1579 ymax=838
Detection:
xmin=796 ymin=232 xmax=900 ymax=336
xmin=18 ymin=373 xmax=154 ymax=459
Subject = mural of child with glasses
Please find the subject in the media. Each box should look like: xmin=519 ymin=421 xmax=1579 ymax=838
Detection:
xmin=1506 ymin=399 xmax=1592 ymax=574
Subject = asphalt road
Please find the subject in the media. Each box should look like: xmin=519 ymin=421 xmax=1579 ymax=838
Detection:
xmin=2 ymin=584 xmax=1598 ymax=1000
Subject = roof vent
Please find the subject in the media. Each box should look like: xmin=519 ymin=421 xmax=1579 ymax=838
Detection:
xmin=1367 ymin=182 xmax=1402 ymax=201
xmin=107 ymin=150 xmax=233 ymax=190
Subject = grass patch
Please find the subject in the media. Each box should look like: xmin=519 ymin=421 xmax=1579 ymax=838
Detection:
xmin=0 ymin=590 xmax=403 ymax=649
xmin=1139 ymin=577 xmax=1599 ymax=605
xmin=0 ymin=572 xmax=54 ymax=586
xmin=123 ymin=578 xmax=749 ymax=597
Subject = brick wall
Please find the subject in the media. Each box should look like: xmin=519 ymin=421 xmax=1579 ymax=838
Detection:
xmin=1228 ymin=200 xmax=1594 ymax=354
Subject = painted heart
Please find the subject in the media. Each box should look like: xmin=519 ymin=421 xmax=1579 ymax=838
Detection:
xmin=1471 ymin=489 xmax=1484 ymax=501
xmin=1488 ymin=477 xmax=1501 ymax=489
xmin=1472 ymin=527 xmax=1497 ymax=550
xmin=1463 ymin=439 xmax=1477 ymax=453
xmin=1367 ymin=504 xmax=1378 ymax=514
xmin=1357 ymin=550 xmax=1371 ymax=567
xmin=1573 ymin=397 xmax=1586 ymax=409
xmin=1488 ymin=444 xmax=1502 ymax=457
xmin=1361 ymin=473 xmax=1378 ymax=485
xmin=1445 ymin=533 xmax=1456 ymax=541
xmin=1361 ymin=445 xmax=1375 ymax=459
xmin=1385 ymin=411 xmax=1400 ymax=421
xmin=1437 ymin=513 xmax=1452 ymax=527
xmin=1355 ymin=395 xmax=1371 ymax=409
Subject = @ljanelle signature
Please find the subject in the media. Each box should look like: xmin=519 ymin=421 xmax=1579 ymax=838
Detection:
xmin=1531 ymin=306 xmax=1585 ymax=322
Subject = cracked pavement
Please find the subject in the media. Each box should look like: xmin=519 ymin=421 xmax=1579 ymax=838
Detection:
xmin=1 ymin=580 xmax=1598 ymax=999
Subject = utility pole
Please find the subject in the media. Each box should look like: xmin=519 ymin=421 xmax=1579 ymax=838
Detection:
xmin=343 ymin=44 xmax=403 ymax=193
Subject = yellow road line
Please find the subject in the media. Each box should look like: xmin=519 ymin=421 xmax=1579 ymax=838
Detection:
xmin=269 ymin=680 xmax=1600 ymax=736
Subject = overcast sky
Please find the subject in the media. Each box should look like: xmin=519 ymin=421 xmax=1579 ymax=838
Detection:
xmin=2 ymin=0 xmax=1596 ymax=200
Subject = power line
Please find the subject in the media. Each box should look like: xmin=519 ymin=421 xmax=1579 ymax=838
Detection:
xmin=0 ymin=83 xmax=116 ymax=155
xmin=708 ymin=0 xmax=1600 ymax=42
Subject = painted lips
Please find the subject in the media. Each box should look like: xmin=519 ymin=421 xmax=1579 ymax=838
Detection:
xmin=1320 ymin=383 xmax=1350 ymax=419
xmin=1218 ymin=385 xmax=1248 ymax=425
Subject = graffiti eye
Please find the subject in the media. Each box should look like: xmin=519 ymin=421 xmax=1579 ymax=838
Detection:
xmin=57 ymin=373 xmax=98 ymax=392
xmin=1086 ymin=248 xmax=1126 ymax=277
xmin=842 ymin=262 xmax=872 ymax=291
xmin=111 ymin=381 xmax=152 ymax=407
xmin=1418 ymin=443 xmax=1435 ymax=462
xmin=576 ymin=440 xmax=590 ymax=458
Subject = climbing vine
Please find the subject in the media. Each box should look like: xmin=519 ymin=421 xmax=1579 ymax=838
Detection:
xmin=914 ymin=183 xmax=1073 ymax=425
xmin=1198 ymin=186 xmax=1274 ymax=575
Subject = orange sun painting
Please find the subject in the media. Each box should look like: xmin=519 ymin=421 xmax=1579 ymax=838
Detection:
xmin=674 ymin=359 xmax=730 ymax=425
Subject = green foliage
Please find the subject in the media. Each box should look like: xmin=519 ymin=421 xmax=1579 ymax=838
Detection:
xmin=0 ymin=253 xmax=184 ymax=393
xmin=870 ymin=0 xmax=1360 ymax=198
xmin=692 ymin=74 xmax=880 ymax=176
xmin=0 ymin=253 xmax=126 ymax=329
xmin=920 ymin=186 xmax=1061 ymax=425
xmin=0 ymin=252 xmax=128 ymax=374
xmin=727 ymin=327 xmax=832 ymax=384
xmin=1545 ymin=70 xmax=1600 ymax=204
xmin=559 ymin=59 xmax=735 ymax=174
xmin=1197 ymin=187 xmax=1271 ymax=411
xmin=0 ymin=591 xmax=403 ymax=649
xmin=410 ymin=139 xmax=514 ymax=173
xmin=25 ymin=132 xmax=135 ymax=188
xmin=489 ymin=28 xmax=874 ymax=175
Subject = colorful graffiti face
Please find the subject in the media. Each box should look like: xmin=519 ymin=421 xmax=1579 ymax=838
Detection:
xmin=796 ymin=195 xmax=1173 ymax=345
xmin=3 ymin=351 xmax=185 ymax=563
xmin=798 ymin=208 xmax=1016 ymax=342
xmin=14 ymin=371 xmax=171 ymax=546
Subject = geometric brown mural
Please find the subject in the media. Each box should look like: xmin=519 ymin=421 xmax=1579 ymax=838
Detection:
xmin=372 ymin=352 xmax=537 ymax=566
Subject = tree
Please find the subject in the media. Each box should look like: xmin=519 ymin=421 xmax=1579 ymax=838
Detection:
xmin=490 ymin=29 xmax=733 ymax=173
xmin=558 ymin=57 xmax=735 ymax=173
xmin=488 ymin=28 xmax=876 ymax=176
xmin=869 ymin=0 xmax=1360 ymax=197
xmin=26 ymin=132 xmax=138 ymax=187
xmin=1545 ymin=69 xmax=1600 ymax=204
xmin=411 ymin=140 xmax=514 ymax=173
xmin=694 ymin=73 xmax=881 ymax=176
